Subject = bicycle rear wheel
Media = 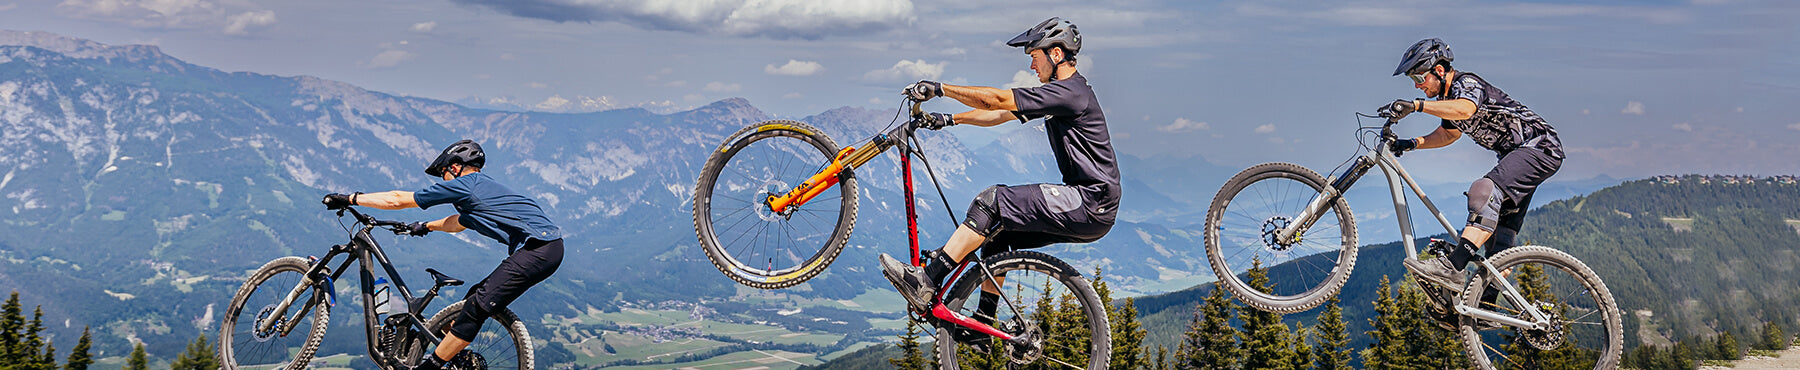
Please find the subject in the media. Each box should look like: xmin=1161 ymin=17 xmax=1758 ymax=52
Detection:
xmin=1457 ymin=246 xmax=1623 ymax=370
xmin=934 ymin=251 xmax=1110 ymax=370
xmin=694 ymin=120 xmax=857 ymax=289
xmin=409 ymin=300 xmax=534 ymax=370
xmin=1204 ymin=162 xmax=1358 ymax=314
xmin=218 ymin=257 xmax=330 ymax=370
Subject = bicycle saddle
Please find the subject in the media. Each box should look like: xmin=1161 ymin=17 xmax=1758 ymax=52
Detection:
xmin=425 ymin=268 xmax=464 ymax=287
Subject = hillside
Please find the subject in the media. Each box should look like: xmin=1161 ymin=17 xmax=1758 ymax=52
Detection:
xmin=1132 ymin=175 xmax=1800 ymax=355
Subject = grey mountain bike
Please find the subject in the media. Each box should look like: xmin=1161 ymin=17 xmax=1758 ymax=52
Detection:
xmin=218 ymin=205 xmax=532 ymax=370
xmin=1203 ymin=106 xmax=1622 ymax=368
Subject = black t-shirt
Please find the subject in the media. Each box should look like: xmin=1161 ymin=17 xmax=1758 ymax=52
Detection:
xmin=1438 ymin=72 xmax=1563 ymax=158
xmin=1011 ymin=72 xmax=1121 ymax=214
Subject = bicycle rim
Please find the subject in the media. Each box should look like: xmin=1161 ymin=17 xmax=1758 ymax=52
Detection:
xmin=695 ymin=120 xmax=855 ymax=289
xmin=1206 ymin=163 xmax=1357 ymax=313
xmin=936 ymin=251 xmax=1110 ymax=370
xmin=1459 ymin=246 xmax=1623 ymax=370
xmin=220 ymin=257 xmax=328 ymax=370
xmin=418 ymin=301 xmax=532 ymax=370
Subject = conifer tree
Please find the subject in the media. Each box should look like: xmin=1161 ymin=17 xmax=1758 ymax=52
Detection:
xmin=2 ymin=291 xmax=23 ymax=368
xmin=1092 ymin=268 xmax=1148 ymax=370
xmin=1718 ymin=330 xmax=1741 ymax=360
xmin=170 ymin=334 xmax=218 ymax=370
xmin=1310 ymin=297 xmax=1352 ymax=370
xmin=1362 ymin=276 xmax=1409 ymax=369
xmin=1176 ymin=283 xmax=1237 ymax=369
xmin=64 ymin=327 xmax=93 ymax=370
xmin=1395 ymin=278 xmax=1466 ymax=369
xmin=1237 ymin=262 xmax=1292 ymax=370
xmin=1762 ymin=322 xmax=1789 ymax=350
xmin=1151 ymin=345 xmax=1171 ymax=370
xmin=38 ymin=340 xmax=58 ymax=370
xmin=890 ymin=320 xmax=929 ymax=370
xmin=1286 ymin=325 xmax=1313 ymax=370
xmin=24 ymin=305 xmax=49 ymax=370
xmin=125 ymin=343 xmax=148 ymax=370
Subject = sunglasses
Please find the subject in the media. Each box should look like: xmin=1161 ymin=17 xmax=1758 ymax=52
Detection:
xmin=1408 ymin=73 xmax=1427 ymax=84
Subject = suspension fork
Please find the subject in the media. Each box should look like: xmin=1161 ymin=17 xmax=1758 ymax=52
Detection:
xmin=258 ymin=245 xmax=354 ymax=334
xmin=1276 ymin=156 xmax=1376 ymax=245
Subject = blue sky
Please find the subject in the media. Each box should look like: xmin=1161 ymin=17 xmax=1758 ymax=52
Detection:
xmin=3 ymin=0 xmax=1798 ymax=185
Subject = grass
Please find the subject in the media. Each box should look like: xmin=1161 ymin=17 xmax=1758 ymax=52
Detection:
xmin=601 ymin=349 xmax=823 ymax=370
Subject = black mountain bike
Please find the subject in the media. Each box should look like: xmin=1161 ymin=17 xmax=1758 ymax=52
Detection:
xmin=217 ymin=206 xmax=532 ymax=370
xmin=693 ymin=97 xmax=1110 ymax=369
xmin=1203 ymin=106 xmax=1622 ymax=369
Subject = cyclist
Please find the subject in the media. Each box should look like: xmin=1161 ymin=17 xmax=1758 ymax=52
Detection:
xmin=321 ymin=139 xmax=564 ymax=370
xmin=879 ymin=16 xmax=1119 ymax=347
xmin=1386 ymin=38 xmax=1564 ymax=292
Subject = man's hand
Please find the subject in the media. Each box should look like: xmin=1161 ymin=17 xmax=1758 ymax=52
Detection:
xmin=1388 ymin=137 xmax=1420 ymax=155
xmin=903 ymin=81 xmax=943 ymax=102
xmin=918 ymin=112 xmax=956 ymax=130
xmin=1385 ymin=99 xmax=1422 ymax=116
xmin=322 ymin=193 xmax=353 ymax=210
xmin=405 ymin=221 xmax=431 ymax=236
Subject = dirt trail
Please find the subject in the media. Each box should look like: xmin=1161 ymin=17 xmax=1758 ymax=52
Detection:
xmin=1699 ymin=346 xmax=1800 ymax=370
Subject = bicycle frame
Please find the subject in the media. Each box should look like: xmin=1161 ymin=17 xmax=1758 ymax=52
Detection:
xmin=255 ymin=208 xmax=451 ymax=366
xmin=761 ymin=102 xmax=1022 ymax=341
xmin=1277 ymin=116 xmax=1554 ymax=331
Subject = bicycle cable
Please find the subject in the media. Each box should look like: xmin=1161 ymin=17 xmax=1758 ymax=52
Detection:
xmin=1323 ymin=112 xmax=1384 ymax=181
xmin=907 ymin=134 xmax=963 ymax=227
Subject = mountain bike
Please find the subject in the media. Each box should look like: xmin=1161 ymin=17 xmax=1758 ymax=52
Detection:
xmin=1203 ymin=106 xmax=1622 ymax=369
xmin=218 ymin=205 xmax=532 ymax=370
xmin=693 ymin=97 xmax=1110 ymax=368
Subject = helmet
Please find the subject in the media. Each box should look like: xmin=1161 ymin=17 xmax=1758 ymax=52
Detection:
xmin=425 ymin=139 xmax=485 ymax=177
xmin=1394 ymin=38 xmax=1453 ymax=76
xmin=1007 ymin=17 xmax=1081 ymax=57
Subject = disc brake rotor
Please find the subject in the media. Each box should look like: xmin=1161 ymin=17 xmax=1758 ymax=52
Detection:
xmin=252 ymin=304 xmax=285 ymax=342
xmin=754 ymin=180 xmax=792 ymax=222
xmin=1523 ymin=301 xmax=1567 ymax=350
xmin=1260 ymin=216 xmax=1297 ymax=252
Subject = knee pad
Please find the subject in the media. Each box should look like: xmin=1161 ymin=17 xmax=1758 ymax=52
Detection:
xmin=963 ymin=185 xmax=1005 ymax=237
xmin=1465 ymin=178 xmax=1502 ymax=232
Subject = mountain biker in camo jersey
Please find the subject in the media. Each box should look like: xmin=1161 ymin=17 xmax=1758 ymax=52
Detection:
xmin=322 ymin=139 xmax=563 ymax=370
xmin=878 ymin=17 xmax=1120 ymax=348
xmin=1386 ymin=38 xmax=1566 ymax=294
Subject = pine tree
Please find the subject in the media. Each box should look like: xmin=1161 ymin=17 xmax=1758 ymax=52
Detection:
xmin=1395 ymin=278 xmax=1466 ymax=369
xmin=1152 ymin=345 xmax=1171 ymax=370
xmin=38 ymin=340 xmax=58 ymax=370
xmin=64 ymin=327 xmax=93 ymax=370
xmin=170 ymin=334 xmax=218 ymax=370
xmin=1092 ymin=268 xmax=1148 ymax=370
xmin=1362 ymin=276 xmax=1409 ymax=369
xmin=1762 ymin=322 xmax=1790 ymax=350
xmin=889 ymin=319 xmax=929 ymax=370
xmin=2 ymin=291 xmax=23 ymax=368
xmin=125 ymin=343 xmax=149 ymax=370
xmin=1175 ymin=283 xmax=1237 ymax=369
xmin=1237 ymin=262 xmax=1293 ymax=370
xmin=1717 ymin=330 xmax=1741 ymax=360
xmin=24 ymin=305 xmax=50 ymax=370
xmin=1286 ymin=325 xmax=1313 ymax=370
xmin=1310 ymin=297 xmax=1352 ymax=370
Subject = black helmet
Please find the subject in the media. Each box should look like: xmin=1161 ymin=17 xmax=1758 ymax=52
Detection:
xmin=1007 ymin=17 xmax=1081 ymax=57
xmin=425 ymin=139 xmax=485 ymax=177
xmin=1394 ymin=38 xmax=1453 ymax=76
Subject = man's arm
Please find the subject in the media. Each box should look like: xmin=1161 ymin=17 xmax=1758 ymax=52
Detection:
xmin=426 ymin=214 xmax=466 ymax=233
xmin=1419 ymin=98 xmax=1477 ymax=121
xmin=942 ymin=84 xmax=1018 ymax=112
xmin=1415 ymin=126 xmax=1462 ymax=150
xmin=354 ymin=191 xmax=419 ymax=210
xmin=951 ymin=109 xmax=1018 ymax=127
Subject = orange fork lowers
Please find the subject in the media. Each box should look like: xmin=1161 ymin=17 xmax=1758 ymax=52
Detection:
xmin=766 ymin=146 xmax=858 ymax=214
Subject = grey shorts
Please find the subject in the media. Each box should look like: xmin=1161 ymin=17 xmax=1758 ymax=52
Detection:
xmin=979 ymin=183 xmax=1116 ymax=257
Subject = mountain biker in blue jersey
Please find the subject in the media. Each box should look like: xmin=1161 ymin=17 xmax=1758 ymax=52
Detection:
xmin=1385 ymin=39 xmax=1565 ymax=293
xmin=878 ymin=17 xmax=1120 ymax=347
xmin=322 ymin=139 xmax=563 ymax=370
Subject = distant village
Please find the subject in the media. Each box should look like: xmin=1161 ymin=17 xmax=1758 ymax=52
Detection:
xmin=1650 ymin=174 xmax=1799 ymax=185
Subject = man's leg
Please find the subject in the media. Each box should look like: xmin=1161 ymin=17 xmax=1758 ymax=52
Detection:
xmin=420 ymin=239 xmax=563 ymax=369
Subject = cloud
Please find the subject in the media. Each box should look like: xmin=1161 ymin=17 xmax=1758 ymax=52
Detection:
xmin=1158 ymin=118 xmax=1210 ymax=133
xmin=1622 ymin=101 xmax=1646 ymax=115
xmin=863 ymin=59 xmax=944 ymax=82
xmin=703 ymin=81 xmax=741 ymax=93
xmin=1255 ymin=124 xmax=1276 ymax=134
xmin=1673 ymin=123 xmax=1693 ymax=132
xmin=363 ymin=50 xmax=415 ymax=69
xmin=411 ymin=21 xmax=437 ymax=32
xmin=1787 ymin=122 xmax=1800 ymax=131
xmin=1005 ymin=70 xmax=1041 ymax=89
xmin=0 ymin=3 xmax=17 ymax=11
xmin=764 ymin=60 xmax=824 ymax=76
xmin=222 ymin=10 xmax=275 ymax=35
xmin=527 ymin=82 xmax=549 ymax=88
xmin=448 ymin=0 xmax=916 ymax=40
xmin=56 ymin=0 xmax=277 ymax=35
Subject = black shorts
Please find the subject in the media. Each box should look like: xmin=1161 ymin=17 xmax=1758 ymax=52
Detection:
xmin=1484 ymin=146 xmax=1562 ymax=233
xmin=449 ymin=238 xmax=563 ymax=341
xmin=980 ymin=183 xmax=1116 ymax=257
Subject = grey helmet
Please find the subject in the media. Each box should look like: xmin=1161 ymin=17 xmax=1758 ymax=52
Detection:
xmin=1394 ymin=38 xmax=1453 ymax=76
xmin=425 ymin=139 xmax=485 ymax=177
xmin=1007 ymin=17 xmax=1081 ymax=58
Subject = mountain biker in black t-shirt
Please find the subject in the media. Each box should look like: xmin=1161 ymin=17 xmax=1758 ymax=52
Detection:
xmin=878 ymin=17 xmax=1120 ymax=346
xmin=1385 ymin=38 xmax=1565 ymax=291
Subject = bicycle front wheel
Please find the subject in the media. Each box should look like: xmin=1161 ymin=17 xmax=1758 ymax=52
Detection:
xmin=409 ymin=300 xmax=534 ymax=370
xmin=935 ymin=251 xmax=1110 ymax=370
xmin=1205 ymin=162 xmax=1358 ymax=314
xmin=694 ymin=120 xmax=857 ymax=289
xmin=218 ymin=257 xmax=330 ymax=370
xmin=1457 ymin=246 xmax=1623 ymax=370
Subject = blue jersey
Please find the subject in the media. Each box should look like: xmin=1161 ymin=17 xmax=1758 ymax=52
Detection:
xmin=415 ymin=172 xmax=561 ymax=254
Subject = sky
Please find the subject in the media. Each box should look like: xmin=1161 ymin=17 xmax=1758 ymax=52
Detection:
xmin=3 ymin=0 xmax=1799 ymax=185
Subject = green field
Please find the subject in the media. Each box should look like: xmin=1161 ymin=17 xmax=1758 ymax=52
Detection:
xmin=602 ymin=349 xmax=823 ymax=370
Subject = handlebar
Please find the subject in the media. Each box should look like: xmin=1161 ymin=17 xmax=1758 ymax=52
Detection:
xmin=333 ymin=206 xmax=415 ymax=235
